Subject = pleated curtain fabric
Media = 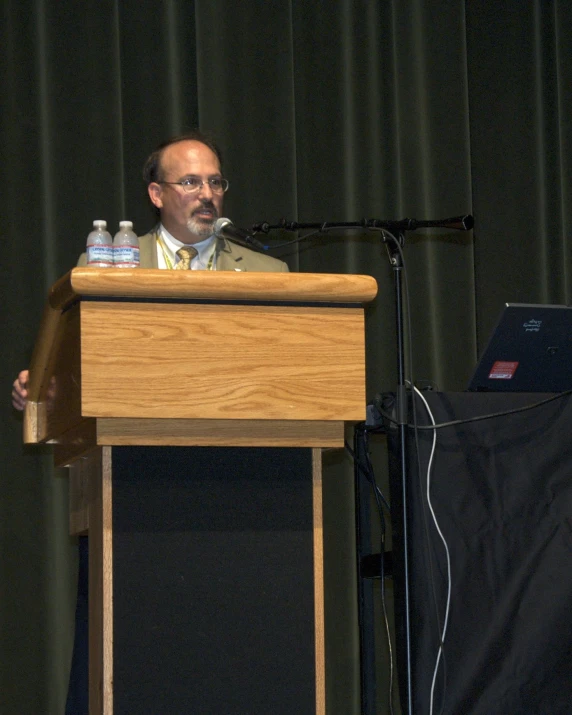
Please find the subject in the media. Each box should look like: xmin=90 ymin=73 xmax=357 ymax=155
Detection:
xmin=3 ymin=1 xmax=572 ymax=713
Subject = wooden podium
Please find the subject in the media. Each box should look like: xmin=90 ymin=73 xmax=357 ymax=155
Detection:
xmin=24 ymin=267 xmax=377 ymax=715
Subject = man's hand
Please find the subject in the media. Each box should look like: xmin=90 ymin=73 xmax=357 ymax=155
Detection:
xmin=12 ymin=370 xmax=29 ymax=411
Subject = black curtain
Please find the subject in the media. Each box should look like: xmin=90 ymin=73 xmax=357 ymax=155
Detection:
xmin=2 ymin=1 xmax=571 ymax=712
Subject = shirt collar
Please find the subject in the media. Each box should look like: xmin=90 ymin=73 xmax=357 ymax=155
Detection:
xmin=158 ymin=224 xmax=217 ymax=270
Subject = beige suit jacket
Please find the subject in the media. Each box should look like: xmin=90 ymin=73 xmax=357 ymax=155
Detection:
xmin=78 ymin=230 xmax=289 ymax=272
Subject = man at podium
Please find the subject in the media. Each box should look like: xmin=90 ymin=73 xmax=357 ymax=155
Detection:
xmin=12 ymin=129 xmax=288 ymax=409
xmin=85 ymin=129 xmax=289 ymax=272
xmin=10 ymin=130 xmax=290 ymax=714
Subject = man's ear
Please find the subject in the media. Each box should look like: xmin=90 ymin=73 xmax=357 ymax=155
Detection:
xmin=147 ymin=183 xmax=163 ymax=209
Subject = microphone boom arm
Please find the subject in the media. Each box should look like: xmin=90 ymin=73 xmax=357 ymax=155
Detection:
xmin=251 ymin=215 xmax=474 ymax=234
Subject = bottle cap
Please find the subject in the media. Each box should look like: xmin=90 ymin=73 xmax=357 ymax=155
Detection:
xmin=119 ymin=221 xmax=133 ymax=229
xmin=93 ymin=220 xmax=107 ymax=228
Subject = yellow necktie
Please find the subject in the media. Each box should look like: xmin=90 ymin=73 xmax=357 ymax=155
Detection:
xmin=174 ymin=246 xmax=198 ymax=270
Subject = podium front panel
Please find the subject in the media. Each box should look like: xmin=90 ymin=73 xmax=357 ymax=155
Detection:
xmin=110 ymin=446 xmax=316 ymax=714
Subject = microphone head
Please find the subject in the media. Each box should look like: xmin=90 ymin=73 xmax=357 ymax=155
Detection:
xmin=461 ymin=214 xmax=474 ymax=231
xmin=214 ymin=217 xmax=232 ymax=236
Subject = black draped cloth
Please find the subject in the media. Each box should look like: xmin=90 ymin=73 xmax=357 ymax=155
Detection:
xmin=388 ymin=392 xmax=572 ymax=715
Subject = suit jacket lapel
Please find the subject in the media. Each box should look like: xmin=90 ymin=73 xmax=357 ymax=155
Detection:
xmin=138 ymin=232 xmax=159 ymax=268
xmin=215 ymin=237 xmax=245 ymax=271
xmin=136 ymin=232 xmax=266 ymax=272
xmin=139 ymin=231 xmax=235 ymax=270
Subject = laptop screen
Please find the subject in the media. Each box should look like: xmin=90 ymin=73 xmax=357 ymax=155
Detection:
xmin=467 ymin=303 xmax=572 ymax=392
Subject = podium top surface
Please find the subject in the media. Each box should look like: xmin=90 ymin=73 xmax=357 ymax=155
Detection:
xmin=50 ymin=268 xmax=378 ymax=309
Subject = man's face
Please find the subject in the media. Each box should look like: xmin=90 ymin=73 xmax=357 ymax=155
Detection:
xmin=148 ymin=140 xmax=224 ymax=244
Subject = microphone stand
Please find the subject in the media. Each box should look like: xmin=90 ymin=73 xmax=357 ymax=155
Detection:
xmin=253 ymin=214 xmax=473 ymax=715
xmin=385 ymin=229 xmax=414 ymax=715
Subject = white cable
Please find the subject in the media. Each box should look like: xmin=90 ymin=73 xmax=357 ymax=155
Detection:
xmin=413 ymin=387 xmax=452 ymax=715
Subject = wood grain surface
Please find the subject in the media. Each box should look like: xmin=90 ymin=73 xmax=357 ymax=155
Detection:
xmin=53 ymin=267 xmax=378 ymax=306
xmin=80 ymin=302 xmax=367 ymax=421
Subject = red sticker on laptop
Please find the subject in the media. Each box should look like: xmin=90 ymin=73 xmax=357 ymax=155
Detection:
xmin=488 ymin=361 xmax=519 ymax=379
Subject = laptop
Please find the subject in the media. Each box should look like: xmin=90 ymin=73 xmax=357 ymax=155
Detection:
xmin=467 ymin=303 xmax=572 ymax=392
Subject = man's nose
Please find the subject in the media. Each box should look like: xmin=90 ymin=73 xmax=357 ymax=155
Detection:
xmin=198 ymin=180 xmax=213 ymax=199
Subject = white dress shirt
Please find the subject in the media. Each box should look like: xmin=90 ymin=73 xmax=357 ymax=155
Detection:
xmin=156 ymin=225 xmax=217 ymax=270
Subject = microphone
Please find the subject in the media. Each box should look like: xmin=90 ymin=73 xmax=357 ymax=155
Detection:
xmin=214 ymin=217 xmax=266 ymax=251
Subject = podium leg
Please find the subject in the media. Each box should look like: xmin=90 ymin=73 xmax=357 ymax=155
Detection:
xmin=86 ymin=447 xmax=113 ymax=715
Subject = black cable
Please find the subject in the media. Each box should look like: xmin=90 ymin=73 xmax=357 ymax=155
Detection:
xmin=363 ymin=428 xmax=395 ymax=715
xmin=351 ymin=426 xmax=395 ymax=715
xmin=345 ymin=438 xmax=391 ymax=513
xmin=375 ymin=388 xmax=572 ymax=431
xmin=256 ymin=228 xmax=325 ymax=250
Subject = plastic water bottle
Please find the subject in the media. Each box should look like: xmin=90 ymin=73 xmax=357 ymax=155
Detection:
xmin=113 ymin=221 xmax=140 ymax=268
xmin=86 ymin=220 xmax=113 ymax=267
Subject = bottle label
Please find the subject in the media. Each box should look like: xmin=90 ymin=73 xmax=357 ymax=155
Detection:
xmin=114 ymin=246 xmax=141 ymax=267
xmin=87 ymin=244 xmax=113 ymax=266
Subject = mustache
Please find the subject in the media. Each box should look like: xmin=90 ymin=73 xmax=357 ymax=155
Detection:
xmin=192 ymin=200 xmax=216 ymax=215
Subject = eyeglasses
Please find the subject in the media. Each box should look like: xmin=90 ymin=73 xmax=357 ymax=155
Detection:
xmin=159 ymin=177 xmax=229 ymax=194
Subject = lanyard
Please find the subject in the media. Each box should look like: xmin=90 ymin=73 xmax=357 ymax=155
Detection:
xmin=155 ymin=232 xmax=216 ymax=270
